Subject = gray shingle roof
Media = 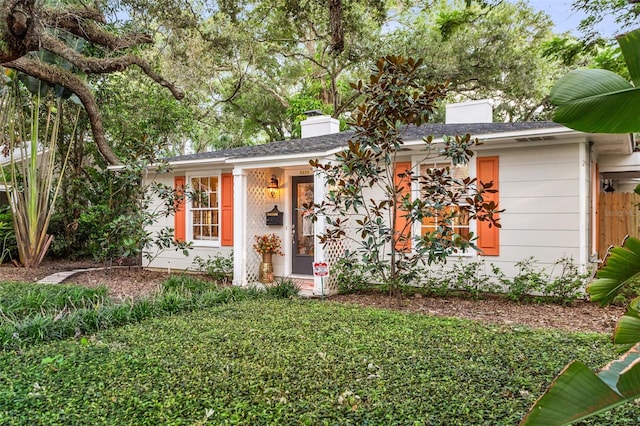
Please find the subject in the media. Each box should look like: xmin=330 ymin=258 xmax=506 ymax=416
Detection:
xmin=166 ymin=121 xmax=565 ymax=163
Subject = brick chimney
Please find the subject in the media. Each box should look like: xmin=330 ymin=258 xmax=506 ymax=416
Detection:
xmin=445 ymin=100 xmax=493 ymax=124
xmin=300 ymin=110 xmax=340 ymax=138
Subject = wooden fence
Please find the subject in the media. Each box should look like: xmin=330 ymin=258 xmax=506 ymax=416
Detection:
xmin=598 ymin=192 xmax=640 ymax=257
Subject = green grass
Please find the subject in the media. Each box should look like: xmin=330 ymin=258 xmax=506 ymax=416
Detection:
xmin=1 ymin=299 xmax=639 ymax=425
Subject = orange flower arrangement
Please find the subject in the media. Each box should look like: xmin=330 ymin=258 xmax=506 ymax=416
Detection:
xmin=253 ymin=233 xmax=284 ymax=255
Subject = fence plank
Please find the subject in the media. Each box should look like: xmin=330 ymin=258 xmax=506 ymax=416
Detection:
xmin=599 ymin=192 xmax=640 ymax=257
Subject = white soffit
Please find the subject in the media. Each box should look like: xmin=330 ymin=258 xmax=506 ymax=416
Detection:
xmin=590 ymin=133 xmax=634 ymax=155
xmin=599 ymin=151 xmax=640 ymax=172
xmin=403 ymin=126 xmax=579 ymax=148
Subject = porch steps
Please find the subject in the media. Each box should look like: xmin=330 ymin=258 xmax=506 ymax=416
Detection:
xmin=292 ymin=277 xmax=315 ymax=298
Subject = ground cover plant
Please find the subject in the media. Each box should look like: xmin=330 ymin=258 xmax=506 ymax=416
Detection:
xmin=1 ymin=299 xmax=639 ymax=425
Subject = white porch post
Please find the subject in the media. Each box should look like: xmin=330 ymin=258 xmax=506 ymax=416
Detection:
xmin=313 ymin=169 xmax=327 ymax=295
xmin=233 ymin=168 xmax=248 ymax=286
xmin=579 ymin=142 xmax=588 ymax=272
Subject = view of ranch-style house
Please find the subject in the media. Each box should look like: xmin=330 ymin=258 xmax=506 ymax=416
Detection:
xmin=143 ymin=100 xmax=640 ymax=296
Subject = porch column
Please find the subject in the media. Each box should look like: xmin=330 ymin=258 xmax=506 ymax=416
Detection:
xmin=313 ymin=168 xmax=327 ymax=296
xmin=579 ymin=141 xmax=589 ymax=272
xmin=233 ymin=168 xmax=248 ymax=286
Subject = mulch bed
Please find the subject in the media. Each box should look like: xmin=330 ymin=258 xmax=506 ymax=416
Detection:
xmin=0 ymin=260 xmax=626 ymax=334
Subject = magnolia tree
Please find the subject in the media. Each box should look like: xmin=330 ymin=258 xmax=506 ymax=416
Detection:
xmin=309 ymin=56 xmax=501 ymax=294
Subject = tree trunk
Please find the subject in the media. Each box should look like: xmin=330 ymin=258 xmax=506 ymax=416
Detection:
xmin=0 ymin=0 xmax=39 ymax=63
xmin=329 ymin=0 xmax=344 ymax=53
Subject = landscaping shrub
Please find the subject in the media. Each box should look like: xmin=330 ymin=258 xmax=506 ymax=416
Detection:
xmin=0 ymin=275 xmax=301 ymax=349
xmin=264 ymin=277 xmax=301 ymax=299
xmin=337 ymin=256 xmax=587 ymax=304
xmin=494 ymin=257 xmax=548 ymax=302
xmin=491 ymin=257 xmax=589 ymax=304
xmin=418 ymin=268 xmax=451 ymax=296
xmin=443 ymin=260 xmax=500 ymax=299
xmin=0 ymin=300 xmax=638 ymax=425
xmin=542 ymin=257 xmax=590 ymax=305
xmin=333 ymin=257 xmax=369 ymax=294
xmin=190 ymin=252 xmax=234 ymax=284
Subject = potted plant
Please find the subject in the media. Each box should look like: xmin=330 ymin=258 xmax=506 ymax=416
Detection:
xmin=253 ymin=234 xmax=284 ymax=283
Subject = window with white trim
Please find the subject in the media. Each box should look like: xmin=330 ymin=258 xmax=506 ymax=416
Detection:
xmin=419 ymin=162 xmax=471 ymax=241
xmin=190 ymin=175 xmax=219 ymax=242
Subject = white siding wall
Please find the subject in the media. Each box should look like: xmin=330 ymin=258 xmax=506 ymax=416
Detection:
xmin=143 ymin=140 xmax=594 ymax=285
xmin=482 ymin=142 xmax=590 ymax=277
xmin=144 ymin=171 xmax=234 ymax=272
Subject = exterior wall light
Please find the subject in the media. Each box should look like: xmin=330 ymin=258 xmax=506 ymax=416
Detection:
xmin=267 ymin=175 xmax=279 ymax=198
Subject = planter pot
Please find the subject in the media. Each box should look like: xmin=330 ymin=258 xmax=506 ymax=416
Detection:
xmin=262 ymin=252 xmax=273 ymax=264
xmin=259 ymin=261 xmax=273 ymax=283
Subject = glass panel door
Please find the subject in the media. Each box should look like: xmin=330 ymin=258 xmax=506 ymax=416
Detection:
xmin=292 ymin=176 xmax=314 ymax=275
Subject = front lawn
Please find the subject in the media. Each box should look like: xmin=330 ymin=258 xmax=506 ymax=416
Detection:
xmin=1 ymin=299 xmax=639 ymax=425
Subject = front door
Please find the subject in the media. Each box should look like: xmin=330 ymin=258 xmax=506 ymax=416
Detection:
xmin=292 ymin=175 xmax=314 ymax=275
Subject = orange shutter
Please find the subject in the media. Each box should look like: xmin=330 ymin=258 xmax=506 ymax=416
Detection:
xmin=174 ymin=176 xmax=186 ymax=242
xmin=221 ymin=173 xmax=234 ymax=246
xmin=476 ymin=156 xmax=499 ymax=256
xmin=394 ymin=162 xmax=412 ymax=251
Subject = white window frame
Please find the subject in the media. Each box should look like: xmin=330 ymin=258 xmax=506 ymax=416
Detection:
xmin=411 ymin=158 xmax=474 ymax=257
xmin=187 ymin=171 xmax=222 ymax=247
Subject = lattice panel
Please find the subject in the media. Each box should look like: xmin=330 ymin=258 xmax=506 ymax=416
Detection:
xmin=320 ymin=211 xmax=356 ymax=293
xmin=245 ymin=169 xmax=269 ymax=283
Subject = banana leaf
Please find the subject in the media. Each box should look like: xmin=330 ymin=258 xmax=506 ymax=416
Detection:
xmin=520 ymin=343 xmax=640 ymax=425
xmin=588 ymin=237 xmax=640 ymax=306
xmin=550 ymin=28 xmax=640 ymax=134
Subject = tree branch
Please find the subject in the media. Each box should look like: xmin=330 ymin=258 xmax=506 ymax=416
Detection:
xmin=41 ymin=33 xmax=183 ymax=100
xmin=6 ymin=56 xmax=122 ymax=165
xmin=251 ymin=79 xmax=289 ymax=108
xmin=42 ymin=8 xmax=154 ymax=51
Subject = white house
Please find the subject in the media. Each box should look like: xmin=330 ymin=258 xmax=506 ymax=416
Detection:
xmin=143 ymin=101 xmax=638 ymax=295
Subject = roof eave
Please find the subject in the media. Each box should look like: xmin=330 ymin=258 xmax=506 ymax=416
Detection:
xmin=402 ymin=125 xmax=580 ymax=147
xmin=228 ymin=149 xmax=341 ymax=165
xmin=107 ymin=156 xmax=230 ymax=172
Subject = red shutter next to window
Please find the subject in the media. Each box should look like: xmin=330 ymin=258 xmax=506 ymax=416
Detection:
xmin=394 ymin=162 xmax=412 ymax=251
xmin=476 ymin=156 xmax=499 ymax=256
xmin=174 ymin=176 xmax=186 ymax=242
xmin=221 ymin=173 xmax=234 ymax=246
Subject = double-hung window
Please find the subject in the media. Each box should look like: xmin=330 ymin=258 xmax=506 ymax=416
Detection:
xmin=419 ymin=162 xmax=471 ymax=242
xmin=174 ymin=172 xmax=233 ymax=246
xmin=190 ymin=176 xmax=220 ymax=242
